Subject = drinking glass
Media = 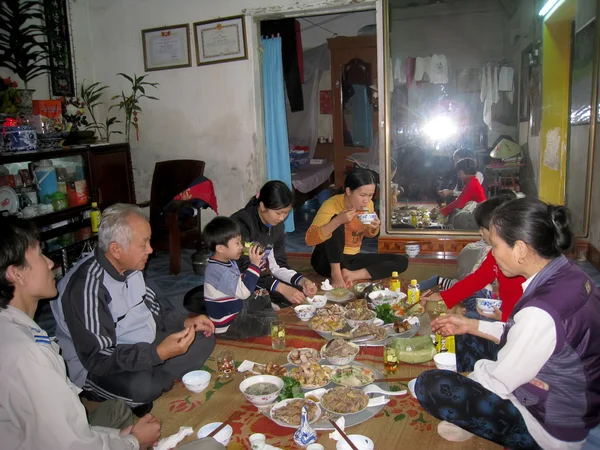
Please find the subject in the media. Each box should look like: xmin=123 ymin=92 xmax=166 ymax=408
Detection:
xmin=217 ymin=350 xmax=235 ymax=380
xmin=270 ymin=320 xmax=286 ymax=350
xmin=384 ymin=342 xmax=399 ymax=374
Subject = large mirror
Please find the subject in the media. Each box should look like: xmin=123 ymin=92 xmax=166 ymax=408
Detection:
xmin=384 ymin=0 xmax=538 ymax=233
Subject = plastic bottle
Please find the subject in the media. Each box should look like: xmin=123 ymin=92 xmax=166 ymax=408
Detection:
xmin=407 ymin=279 xmax=420 ymax=305
xmin=90 ymin=202 xmax=102 ymax=233
xmin=435 ymin=314 xmax=456 ymax=353
xmin=389 ymin=271 xmax=401 ymax=293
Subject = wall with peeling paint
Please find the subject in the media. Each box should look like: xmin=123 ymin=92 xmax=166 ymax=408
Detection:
xmin=68 ymin=0 xmax=373 ymax=225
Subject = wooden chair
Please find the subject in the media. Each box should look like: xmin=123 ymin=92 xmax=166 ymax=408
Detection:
xmin=147 ymin=160 xmax=206 ymax=275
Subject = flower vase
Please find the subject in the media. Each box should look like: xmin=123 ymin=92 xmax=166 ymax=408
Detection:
xmin=16 ymin=89 xmax=35 ymax=115
xmin=293 ymin=405 xmax=317 ymax=447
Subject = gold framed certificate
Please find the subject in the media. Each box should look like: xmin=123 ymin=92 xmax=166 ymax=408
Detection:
xmin=193 ymin=15 xmax=248 ymax=66
xmin=142 ymin=24 xmax=192 ymax=72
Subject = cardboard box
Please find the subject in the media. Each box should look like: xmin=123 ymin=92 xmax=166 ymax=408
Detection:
xmin=32 ymin=100 xmax=63 ymax=133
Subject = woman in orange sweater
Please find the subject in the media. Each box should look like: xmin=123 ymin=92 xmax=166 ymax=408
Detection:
xmin=306 ymin=170 xmax=408 ymax=288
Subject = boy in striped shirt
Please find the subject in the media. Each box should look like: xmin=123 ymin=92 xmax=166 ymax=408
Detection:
xmin=203 ymin=217 xmax=276 ymax=338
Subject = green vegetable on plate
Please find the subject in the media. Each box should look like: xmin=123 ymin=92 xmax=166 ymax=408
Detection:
xmin=279 ymin=376 xmax=304 ymax=401
xmin=375 ymin=304 xmax=396 ymax=324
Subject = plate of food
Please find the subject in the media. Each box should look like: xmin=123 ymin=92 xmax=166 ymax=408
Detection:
xmin=387 ymin=320 xmax=420 ymax=339
xmin=325 ymin=288 xmax=355 ymax=303
xmin=331 ymin=366 xmax=376 ymax=388
xmin=392 ymin=302 xmax=425 ymax=318
xmin=270 ymin=398 xmax=321 ymax=428
xmin=321 ymin=339 xmax=360 ymax=366
xmin=252 ymin=362 xmax=288 ymax=377
xmin=309 ymin=314 xmax=346 ymax=333
xmin=320 ymin=386 xmax=370 ymax=416
xmin=368 ymin=289 xmax=405 ymax=306
xmin=288 ymin=361 xmax=333 ymax=389
xmin=351 ymin=323 xmax=389 ymax=345
xmin=287 ymin=348 xmax=320 ymax=365
xmin=316 ymin=303 xmax=345 ymax=317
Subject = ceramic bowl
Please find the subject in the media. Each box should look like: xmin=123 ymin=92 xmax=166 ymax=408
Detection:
xmin=249 ymin=433 xmax=266 ymax=450
xmin=433 ymin=352 xmax=457 ymax=371
xmin=321 ymin=342 xmax=360 ymax=366
xmin=343 ymin=309 xmax=376 ymax=328
xmin=405 ymin=243 xmax=421 ymax=258
xmin=239 ymin=375 xmax=284 ymax=406
xmin=357 ymin=212 xmax=377 ymax=224
xmin=295 ymin=304 xmax=317 ymax=321
xmin=336 ymin=435 xmax=375 ymax=450
xmin=408 ymin=378 xmax=417 ymax=398
xmin=476 ymin=298 xmax=503 ymax=314
xmin=307 ymin=295 xmax=327 ymax=308
xmin=0 ymin=125 xmax=37 ymax=152
xmin=182 ymin=370 xmax=211 ymax=393
xmin=367 ymin=289 xmax=403 ymax=307
xmin=197 ymin=422 xmax=233 ymax=446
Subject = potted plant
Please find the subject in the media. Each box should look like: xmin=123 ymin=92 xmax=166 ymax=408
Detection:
xmin=0 ymin=0 xmax=49 ymax=113
xmin=111 ymin=73 xmax=159 ymax=142
xmin=80 ymin=81 xmax=122 ymax=142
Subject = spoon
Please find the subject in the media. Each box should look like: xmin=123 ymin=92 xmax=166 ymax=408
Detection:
xmin=362 ymin=385 xmax=408 ymax=396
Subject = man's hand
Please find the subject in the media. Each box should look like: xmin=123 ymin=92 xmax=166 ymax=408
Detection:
xmin=431 ymin=314 xmax=476 ymax=336
xmin=184 ymin=315 xmax=215 ymax=336
xmin=248 ymin=244 xmax=265 ymax=268
xmin=277 ymin=283 xmax=306 ymax=304
xmin=156 ymin=327 xmax=195 ymax=361
xmin=130 ymin=414 xmax=161 ymax=449
xmin=336 ymin=209 xmax=358 ymax=225
xmin=300 ymin=278 xmax=318 ymax=297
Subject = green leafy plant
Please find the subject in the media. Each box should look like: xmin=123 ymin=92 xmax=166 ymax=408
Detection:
xmin=80 ymin=81 xmax=122 ymax=141
xmin=0 ymin=0 xmax=49 ymax=89
xmin=110 ymin=73 xmax=159 ymax=142
xmin=279 ymin=376 xmax=304 ymax=401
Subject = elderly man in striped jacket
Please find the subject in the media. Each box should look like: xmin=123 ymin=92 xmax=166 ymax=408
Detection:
xmin=52 ymin=204 xmax=215 ymax=416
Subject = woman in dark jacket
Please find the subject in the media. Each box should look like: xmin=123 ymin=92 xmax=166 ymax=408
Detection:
xmin=231 ymin=181 xmax=317 ymax=305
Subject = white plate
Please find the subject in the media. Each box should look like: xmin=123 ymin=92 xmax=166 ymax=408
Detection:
xmin=0 ymin=186 xmax=19 ymax=214
xmin=325 ymin=289 xmax=355 ymax=303
xmin=331 ymin=366 xmax=376 ymax=388
xmin=320 ymin=387 xmax=370 ymax=416
xmin=269 ymin=399 xmax=321 ymax=428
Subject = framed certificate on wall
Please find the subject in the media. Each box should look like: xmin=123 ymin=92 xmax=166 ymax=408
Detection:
xmin=142 ymin=24 xmax=192 ymax=72
xmin=193 ymin=15 xmax=248 ymax=66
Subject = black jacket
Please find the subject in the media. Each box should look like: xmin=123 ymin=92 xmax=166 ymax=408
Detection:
xmin=231 ymin=203 xmax=304 ymax=292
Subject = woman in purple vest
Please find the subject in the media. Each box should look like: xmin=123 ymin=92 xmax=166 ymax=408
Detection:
xmin=415 ymin=197 xmax=600 ymax=449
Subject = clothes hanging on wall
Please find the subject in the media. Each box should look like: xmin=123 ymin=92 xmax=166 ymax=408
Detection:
xmin=481 ymin=62 xmax=514 ymax=129
xmin=498 ymin=66 xmax=514 ymax=104
xmin=349 ymin=84 xmax=373 ymax=148
xmin=430 ymin=54 xmax=448 ymax=84
xmin=261 ymin=19 xmax=304 ymax=112
xmin=414 ymin=56 xmax=432 ymax=81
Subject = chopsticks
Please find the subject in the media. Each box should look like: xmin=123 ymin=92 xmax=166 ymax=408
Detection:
xmin=329 ymin=419 xmax=359 ymax=450
xmin=208 ymin=411 xmax=242 ymax=437
xmin=423 ymin=284 xmax=442 ymax=298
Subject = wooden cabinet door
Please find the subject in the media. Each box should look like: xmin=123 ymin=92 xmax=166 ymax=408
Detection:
xmin=89 ymin=147 xmax=135 ymax=209
xmin=329 ymin=36 xmax=378 ymax=186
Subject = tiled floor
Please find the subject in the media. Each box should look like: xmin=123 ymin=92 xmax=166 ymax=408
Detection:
xmin=286 ymin=199 xmax=378 ymax=254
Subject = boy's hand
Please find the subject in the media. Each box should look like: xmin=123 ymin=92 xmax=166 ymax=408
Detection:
xmin=300 ymin=278 xmax=317 ymax=296
xmin=184 ymin=315 xmax=215 ymax=336
xmin=248 ymin=244 xmax=265 ymax=267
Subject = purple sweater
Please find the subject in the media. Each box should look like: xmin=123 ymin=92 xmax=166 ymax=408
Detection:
xmin=500 ymin=256 xmax=600 ymax=442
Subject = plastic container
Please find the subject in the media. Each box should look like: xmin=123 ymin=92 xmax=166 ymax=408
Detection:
xmin=90 ymin=202 xmax=102 ymax=232
xmin=407 ymin=279 xmax=420 ymax=305
xmin=34 ymin=160 xmax=58 ymax=204
xmin=389 ymin=271 xmax=401 ymax=293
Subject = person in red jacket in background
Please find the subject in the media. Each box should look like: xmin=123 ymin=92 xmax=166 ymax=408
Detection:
xmin=439 ymin=159 xmax=487 ymax=217
xmin=423 ymin=194 xmax=524 ymax=372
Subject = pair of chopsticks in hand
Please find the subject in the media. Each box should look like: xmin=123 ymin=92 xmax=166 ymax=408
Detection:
xmin=422 ymin=284 xmax=442 ymax=298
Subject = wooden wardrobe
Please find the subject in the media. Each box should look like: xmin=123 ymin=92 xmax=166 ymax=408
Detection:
xmin=327 ymin=35 xmax=378 ymax=187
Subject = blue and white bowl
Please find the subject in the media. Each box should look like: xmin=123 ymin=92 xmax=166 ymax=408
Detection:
xmin=358 ymin=212 xmax=377 ymax=224
xmin=476 ymin=298 xmax=503 ymax=315
xmin=405 ymin=243 xmax=421 ymax=258
xmin=294 ymin=304 xmax=316 ymax=321
xmin=1 ymin=125 xmax=37 ymax=152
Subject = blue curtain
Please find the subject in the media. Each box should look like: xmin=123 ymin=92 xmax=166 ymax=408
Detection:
xmin=262 ymin=36 xmax=295 ymax=232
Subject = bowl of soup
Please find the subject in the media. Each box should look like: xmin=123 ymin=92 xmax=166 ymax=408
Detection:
xmin=239 ymin=375 xmax=284 ymax=406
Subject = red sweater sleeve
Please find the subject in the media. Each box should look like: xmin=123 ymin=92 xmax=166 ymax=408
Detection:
xmin=441 ymin=177 xmax=486 ymax=216
xmin=440 ymin=252 xmax=496 ymax=308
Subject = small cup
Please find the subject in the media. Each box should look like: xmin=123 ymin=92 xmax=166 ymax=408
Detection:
xmin=307 ymin=444 xmax=325 ymax=450
xmin=384 ymin=342 xmax=398 ymax=374
xmin=249 ymin=433 xmax=266 ymax=450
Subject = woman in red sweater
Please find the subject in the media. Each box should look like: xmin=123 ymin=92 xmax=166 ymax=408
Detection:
xmin=439 ymin=159 xmax=487 ymax=217
xmin=424 ymin=194 xmax=524 ymax=372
